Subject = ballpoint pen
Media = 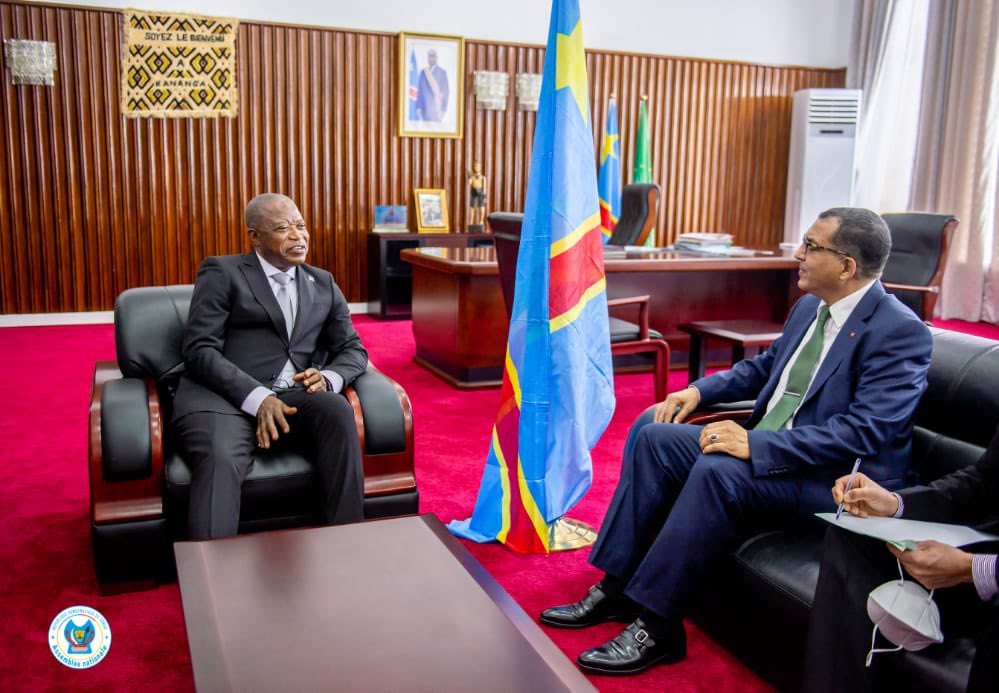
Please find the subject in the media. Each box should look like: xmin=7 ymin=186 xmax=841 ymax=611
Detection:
xmin=835 ymin=458 xmax=862 ymax=520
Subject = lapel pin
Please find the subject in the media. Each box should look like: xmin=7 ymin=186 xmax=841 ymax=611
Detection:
xmin=850 ymin=331 xmax=856 ymax=337
xmin=307 ymin=275 xmax=315 ymax=282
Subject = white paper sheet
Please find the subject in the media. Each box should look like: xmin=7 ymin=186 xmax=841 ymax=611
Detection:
xmin=815 ymin=513 xmax=999 ymax=551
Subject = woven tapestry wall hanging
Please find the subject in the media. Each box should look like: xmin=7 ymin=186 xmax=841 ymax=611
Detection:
xmin=121 ymin=9 xmax=238 ymax=118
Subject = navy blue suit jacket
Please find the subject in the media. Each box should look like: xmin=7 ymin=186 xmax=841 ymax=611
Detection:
xmin=692 ymin=282 xmax=932 ymax=491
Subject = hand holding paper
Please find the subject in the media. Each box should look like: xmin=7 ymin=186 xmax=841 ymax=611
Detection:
xmin=887 ymin=540 xmax=976 ymax=590
xmin=816 ymin=513 xmax=999 ymax=551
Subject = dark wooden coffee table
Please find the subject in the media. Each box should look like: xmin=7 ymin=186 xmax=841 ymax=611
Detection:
xmin=175 ymin=514 xmax=595 ymax=692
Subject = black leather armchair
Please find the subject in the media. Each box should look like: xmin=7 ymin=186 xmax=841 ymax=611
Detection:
xmin=622 ymin=329 xmax=999 ymax=691
xmin=89 ymin=285 xmax=418 ymax=588
xmin=607 ymin=183 xmax=660 ymax=247
xmin=881 ymin=213 xmax=959 ymax=321
xmin=489 ymin=212 xmax=670 ymax=401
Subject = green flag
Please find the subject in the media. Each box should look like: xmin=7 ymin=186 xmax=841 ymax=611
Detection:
xmin=632 ymin=96 xmax=654 ymax=245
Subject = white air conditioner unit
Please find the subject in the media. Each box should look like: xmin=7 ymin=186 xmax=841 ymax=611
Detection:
xmin=783 ymin=88 xmax=862 ymax=243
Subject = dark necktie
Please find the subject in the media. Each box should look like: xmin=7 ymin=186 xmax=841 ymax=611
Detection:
xmin=755 ymin=305 xmax=832 ymax=431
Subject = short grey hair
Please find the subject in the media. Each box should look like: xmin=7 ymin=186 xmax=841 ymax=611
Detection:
xmin=818 ymin=207 xmax=892 ymax=280
xmin=245 ymin=193 xmax=294 ymax=230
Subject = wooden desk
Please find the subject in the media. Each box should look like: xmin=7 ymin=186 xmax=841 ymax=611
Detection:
xmin=176 ymin=514 xmax=594 ymax=692
xmin=402 ymin=246 xmax=801 ymax=388
xmin=367 ymin=232 xmax=493 ymax=319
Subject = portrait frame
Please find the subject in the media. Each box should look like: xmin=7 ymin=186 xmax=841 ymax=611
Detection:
xmin=398 ymin=32 xmax=465 ymax=139
xmin=413 ymin=188 xmax=450 ymax=233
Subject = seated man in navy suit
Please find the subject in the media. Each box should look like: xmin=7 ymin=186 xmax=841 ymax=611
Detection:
xmin=539 ymin=207 xmax=934 ymax=675
xmin=172 ymin=193 xmax=368 ymax=540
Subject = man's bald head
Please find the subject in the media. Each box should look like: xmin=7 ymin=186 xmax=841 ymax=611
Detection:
xmin=245 ymin=193 xmax=296 ymax=231
xmin=245 ymin=193 xmax=309 ymax=270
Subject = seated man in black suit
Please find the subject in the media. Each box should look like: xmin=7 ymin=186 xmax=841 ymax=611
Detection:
xmin=172 ymin=192 xmax=368 ymax=540
xmin=803 ymin=425 xmax=999 ymax=692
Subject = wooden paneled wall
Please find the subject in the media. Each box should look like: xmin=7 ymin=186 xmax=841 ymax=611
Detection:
xmin=0 ymin=1 xmax=844 ymax=313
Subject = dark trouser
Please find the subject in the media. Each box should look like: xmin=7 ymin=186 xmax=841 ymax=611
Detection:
xmin=803 ymin=526 xmax=999 ymax=693
xmin=589 ymin=422 xmax=834 ymax=621
xmin=175 ymin=389 xmax=364 ymax=540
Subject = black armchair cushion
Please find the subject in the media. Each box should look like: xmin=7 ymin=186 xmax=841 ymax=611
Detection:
xmin=727 ymin=528 xmax=825 ymax=615
xmin=608 ymin=316 xmax=664 ymax=343
xmin=881 ymin=213 xmax=954 ymax=287
xmin=164 ymin=447 xmax=322 ymax=526
xmin=608 ymin=183 xmax=660 ymax=246
xmin=113 ymin=285 xmax=192 ymax=399
xmin=916 ymin=330 xmax=999 ymax=448
xmin=881 ymin=212 xmax=957 ymax=318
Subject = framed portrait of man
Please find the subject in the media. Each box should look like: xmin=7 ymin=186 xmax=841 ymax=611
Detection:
xmin=412 ymin=189 xmax=450 ymax=232
xmin=398 ymin=32 xmax=464 ymax=138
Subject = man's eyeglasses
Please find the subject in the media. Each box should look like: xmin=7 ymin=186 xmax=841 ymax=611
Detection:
xmin=800 ymin=237 xmax=851 ymax=258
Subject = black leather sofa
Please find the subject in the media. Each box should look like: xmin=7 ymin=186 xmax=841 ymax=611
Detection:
xmin=89 ymin=285 xmax=418 ymax=589
xmin=623 ymin=328 xmax=999 ymax=691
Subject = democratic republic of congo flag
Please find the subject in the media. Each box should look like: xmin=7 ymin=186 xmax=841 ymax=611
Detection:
xmin=408 ymin=49 xmax=419 ymax=120
xmin=448 ymin=0 xmax=615 ymax=554
xmin=598 ymin=96 xmax=621 ymax=243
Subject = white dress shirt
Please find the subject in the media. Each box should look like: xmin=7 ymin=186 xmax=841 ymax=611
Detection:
xmin=239 ymin=253 xmax=344 ymax=416
xmin=761 ymin=280 xmax=876 ymax=429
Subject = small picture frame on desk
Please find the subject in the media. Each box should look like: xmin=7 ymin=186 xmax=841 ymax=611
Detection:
xmin=412 ymin=188 xmax=450 ymax=233
xmin=372 ymin=204 xmax=408 ymax=232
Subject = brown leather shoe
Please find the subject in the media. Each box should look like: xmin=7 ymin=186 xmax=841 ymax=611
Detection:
xmin=576 ymin=618 xmax=687 ymax=675
xmin=539 ymin=584 xmax=641 ymax=629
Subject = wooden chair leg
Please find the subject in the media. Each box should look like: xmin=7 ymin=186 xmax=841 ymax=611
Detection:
xmin=687 ymin=335 xmax=707 ymax=383
xmin=653 ymin=341 xmax=670 ymax=402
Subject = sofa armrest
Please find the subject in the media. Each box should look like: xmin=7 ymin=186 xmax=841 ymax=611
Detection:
xmin=344 ymin=366 xmax=416 ymax=498
xmin=686 ymin=402 xmax=755 ymax=426
xmin=883 ymin=282 xmax=939 ymax=294
xmin=89 ymin=362 xmax=164 ymax=524
xmin=101 ymin=378 xmax=154 ymax=480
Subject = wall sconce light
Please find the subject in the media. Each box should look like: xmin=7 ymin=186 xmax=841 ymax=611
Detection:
xmin=473 ymin=70 xmax=509 ymax=110
xmin=4 ymin=39 xmax=56 ymax=85
xmin=515 ymin=73 xmax=542 ymax=111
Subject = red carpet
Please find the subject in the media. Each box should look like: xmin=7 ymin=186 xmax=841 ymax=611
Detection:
xmin=2 ymin=315 xmax=994 ymax=690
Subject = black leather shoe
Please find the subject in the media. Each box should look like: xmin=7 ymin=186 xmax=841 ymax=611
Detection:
xmin=539 ymin=584 xmax=641 ymax=629
xmin=576 ymin=618 xmax=686 ymax=675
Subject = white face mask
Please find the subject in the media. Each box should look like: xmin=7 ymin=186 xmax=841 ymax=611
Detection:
xmin=865 ymin=558 xmax=944 ymax=666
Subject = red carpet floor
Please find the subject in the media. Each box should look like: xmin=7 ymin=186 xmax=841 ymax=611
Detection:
xmin=2 ymin=315 xmax=996 ymax=690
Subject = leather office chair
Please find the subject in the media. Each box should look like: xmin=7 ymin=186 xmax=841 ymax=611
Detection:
xmin=881 ymin=212 xmax=959 ymax=321
xmin=89 ymin=285 xmax=417 ymax=588
xmin=607 ymin=183 xmax=660 ymax=247
xmin=489 ymin=212 xmax=670 ymax=401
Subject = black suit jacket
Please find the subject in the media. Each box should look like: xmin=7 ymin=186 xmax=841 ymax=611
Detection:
xmin=173 ymin=252 xmax=368 ymax=419
xmin=900 ymin=424 xmax=999 ymax=582
xmin=900 ymin=425 xmax=999 ymax=522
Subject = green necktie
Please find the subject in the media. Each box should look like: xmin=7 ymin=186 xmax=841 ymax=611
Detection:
xmin=755 ymin=305 xmax=832 ymax=431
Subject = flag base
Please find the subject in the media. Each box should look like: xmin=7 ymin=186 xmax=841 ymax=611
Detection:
xmin=549 ymin=517 xmax=597 ymax=551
